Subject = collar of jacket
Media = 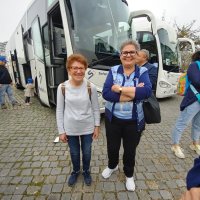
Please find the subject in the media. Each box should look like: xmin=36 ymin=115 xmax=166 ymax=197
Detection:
xmin=117 ymin=64 xmax=140 ymax=78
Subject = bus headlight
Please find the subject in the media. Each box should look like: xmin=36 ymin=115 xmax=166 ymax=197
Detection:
xmin=159 ymin=81 xmax=171 ymax=88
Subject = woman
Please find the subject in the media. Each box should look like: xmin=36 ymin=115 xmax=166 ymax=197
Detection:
xmin=101 ymin=40 xmax=152 ymax=191
xmin=56 ymin=54 xmax=100 ymax=186
xmin=171 ymin=51 xmax=200 ymax=159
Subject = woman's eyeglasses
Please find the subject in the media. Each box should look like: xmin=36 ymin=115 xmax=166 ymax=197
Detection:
xmin=70 ymin=66 xmax=85 ymax=71
xmin=121 ymin=51 xmax=137 ymax=57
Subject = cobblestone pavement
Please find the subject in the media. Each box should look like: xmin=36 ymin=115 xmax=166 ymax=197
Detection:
xmin=0 ymin=87 xmax=198 ymax=200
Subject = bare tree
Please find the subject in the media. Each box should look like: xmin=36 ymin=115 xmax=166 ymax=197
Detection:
xmin=174 ymin=20 xmax=200 ymax=70
xmin=174 ymin=20 xmax=200 ymax=50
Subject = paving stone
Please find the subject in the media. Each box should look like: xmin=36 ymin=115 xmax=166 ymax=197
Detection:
xmin=14 ymin=185 xmax=27 ymax=195
xmin=94 ymin=192 xmax=104 ymax=200
xmin=21 ymin=176 xmax=33 ymax=184
xmin=61 ymin=193 xmax=72 ymax=200
xmin=51 ymin=183 xmax=63 ymax=193
xmin=0 ymin=89 xmax=195 ymax=199
xmin=117 ymin=192 xmax=128 ymax=200
xmin=41 ymin=184 xmax=52 ymax=195
xmin=47 ymin=194 xmax=61 ymax=200
xmin=1 ymin=195 xmax=12 ymax=200
xmin=149 ymin=190 xmax=162 ymax=199
xmin=103 ymin=182 xmax=115 ymax=191
xmin=11 ymin=195 xmax=23 ymax=200
xmin=160 ymin=190 xmax=173 ymax=200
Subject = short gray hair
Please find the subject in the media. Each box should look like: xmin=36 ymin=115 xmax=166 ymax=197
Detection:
xmin=140 ymin=49 xmax=150 ymax=60
xmin=120 ymin=39 xmax=140 ymax=52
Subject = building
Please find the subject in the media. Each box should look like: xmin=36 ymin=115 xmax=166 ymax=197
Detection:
xmin=0 ymin=42 xmax=7 ymax=56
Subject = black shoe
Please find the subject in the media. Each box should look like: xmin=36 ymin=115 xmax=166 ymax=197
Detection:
xmin=1 ymin=104 xmax=7 ymax=109
xmin=82 ymin=171 xmax=92 ymax=186
xmin=12 ymin=102 xmax=21 ymax=106
xmin=68 ymin=171 xmax=79 ymax=186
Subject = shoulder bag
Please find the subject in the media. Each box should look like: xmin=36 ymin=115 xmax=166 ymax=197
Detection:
xmin=143 ymin=92 xmax=161 ymax=124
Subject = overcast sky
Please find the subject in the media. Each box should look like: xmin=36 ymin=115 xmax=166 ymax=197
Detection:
xmin=0 ymin=0 xmax=199 ymax=42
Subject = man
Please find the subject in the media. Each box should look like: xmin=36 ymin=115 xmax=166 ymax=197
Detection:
xmin=136 ymin=49 xmax=158 ymax=91
xmin=0 ymin=56 xmax=20 ymax=109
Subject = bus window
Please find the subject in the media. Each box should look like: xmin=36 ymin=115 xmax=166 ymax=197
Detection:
xmin=48 ymin=4 xmax=67 ymax=63
xmin=43 ymin=24 xmax=51 ymax=66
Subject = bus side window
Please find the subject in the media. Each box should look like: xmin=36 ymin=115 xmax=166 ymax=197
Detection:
xmin=53 ymin=27 xmax=67 ymax=57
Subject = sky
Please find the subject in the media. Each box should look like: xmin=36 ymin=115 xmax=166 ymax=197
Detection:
xmin=0 ymin=0 xmax=199 ymax=42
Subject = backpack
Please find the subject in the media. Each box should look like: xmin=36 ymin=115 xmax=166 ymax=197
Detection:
xmin=61 ymin=81 xmax=92 ymax=101
xmin=177 ymin=72 xmax=190 ymax=96
xmin=177 ymin=61 xmax=200 ymax=96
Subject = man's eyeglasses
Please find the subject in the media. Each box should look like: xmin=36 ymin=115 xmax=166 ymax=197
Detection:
xmin=121 ymin=51 xmax=137 ymax=57
xmin=70 ymin=66 xmax=86 ymax=71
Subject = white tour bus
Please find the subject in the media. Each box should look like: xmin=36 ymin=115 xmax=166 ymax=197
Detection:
xmin=6 ymin=0 xmax=134 ymax=111
xmin=6 ymin=1 xmax=194 ymax=112
xmin=130 ymin=10 xmax=195 ymax=98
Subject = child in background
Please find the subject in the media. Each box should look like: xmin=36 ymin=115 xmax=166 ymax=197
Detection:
xmin=24 ymin=78 xmax=34 ymax=105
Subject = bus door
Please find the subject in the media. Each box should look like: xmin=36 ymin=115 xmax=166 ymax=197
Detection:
xmin=31 ymin=17 xmax=50 ymax=106
xmin=14 ymin=25 xmax=26 ymax=87
xmin=22 ymin=32 xmax=33 ymax=83
xmin=45 ymin=2 xmax=69 ymax=105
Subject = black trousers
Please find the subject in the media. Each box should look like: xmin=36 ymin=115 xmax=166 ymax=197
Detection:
xmin=25 ymin=97 xmax=30 ymax=103
xmin=105 ymin=116 xmax=142 ymax=177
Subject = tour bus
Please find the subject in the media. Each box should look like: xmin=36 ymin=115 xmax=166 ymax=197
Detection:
xmin=6 ymin=1 xmax=194 ymax=111
xmin=6 ymin=0 xmax=133 ymax=111
xmin=130 ymin=10 xmax=195 ymax=98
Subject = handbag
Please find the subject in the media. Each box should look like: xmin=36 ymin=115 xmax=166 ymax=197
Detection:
xmin=143 ymin=93 xmax=161 ymax=124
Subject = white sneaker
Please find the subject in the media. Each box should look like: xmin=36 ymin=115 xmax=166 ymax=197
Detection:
xmin=171 ymin=145 xmax=185 ymax=159
xmin=126 ymin=177 xmax=135 ymax=191
xmin=102 ymin=166 xmax=118 ymax=179
xmin=189 ymin=144 xmax=200 ymax=155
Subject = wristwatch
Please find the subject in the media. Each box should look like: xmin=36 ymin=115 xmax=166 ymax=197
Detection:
xmin=119 ymin=87 xmax=122 ymax=93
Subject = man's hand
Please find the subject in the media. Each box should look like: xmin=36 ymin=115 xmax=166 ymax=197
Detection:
xmin=137 ymin=82 xmax=144 ymax=87
xmin=59 ymin=133 xmax=68 ymax=143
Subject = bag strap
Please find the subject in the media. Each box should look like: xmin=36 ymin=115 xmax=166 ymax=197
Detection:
xmin=61 ymin=81 xmax=92 ymax=101
xmin=196 ymin=61 xmax=200 ymax=70
xmin=61 ymin=82 xmax=65 ymax=97
xmin=190 ymin=84 xmax=199 ymax=95
xmin=87 ymin=81 xmax=92 ymax=101
xmin=189 ymin=61 xmax=200 ymax=96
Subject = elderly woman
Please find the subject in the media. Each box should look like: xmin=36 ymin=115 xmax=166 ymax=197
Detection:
xmin=101 ymin=40 xmax=152 ymax=191
xmin=56 ymin=54 xmax=100 ymax=187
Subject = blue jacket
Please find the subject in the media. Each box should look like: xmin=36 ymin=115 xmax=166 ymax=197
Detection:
xmin=186 ymin=156 xmax=200 ymax=190
xmin=180 ymin=61 xmax=200 ymax=111
xmin=142 ymin=62 xmax=158 ymax=90
xmin=103 ymin=65 xmax=152 ymax=132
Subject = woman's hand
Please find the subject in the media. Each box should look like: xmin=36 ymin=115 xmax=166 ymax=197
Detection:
xmin=93 ymin=126 xmax=100 ymax=140
xmin=59 ymin=133 xmax=68 ymax=143
xmin=111 ymin=84 xmax=121 ymax=93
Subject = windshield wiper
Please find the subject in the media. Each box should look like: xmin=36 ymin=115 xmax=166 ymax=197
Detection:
xmin=89 ymin=52 xmax=120 ymax=67
xmin=121 ymin=0 xmax=128 ymax=6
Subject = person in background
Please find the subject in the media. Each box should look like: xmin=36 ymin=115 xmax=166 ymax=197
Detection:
xmin=101 ymin=40 xmax=152 ymax=191
xmin=0 ymin=55 xmax=20 ymax=109
xmin=24 ymin=78 xmax=35 ymax=105
xmin=171 ymin=51 xmax=200 ymax=159
xmin=135 ymin=49 xmax=158 ymax=91
xmin=179 ymin=156 xmax=200 ymax=200
xmin=56 ymin=54 xmax=100 ymax=187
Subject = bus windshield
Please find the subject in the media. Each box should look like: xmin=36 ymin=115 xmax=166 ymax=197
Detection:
xmin=158 ymin=28 xmax=179 ymax=72
xmin=70 ymin=0 xmax=130 ymax=65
